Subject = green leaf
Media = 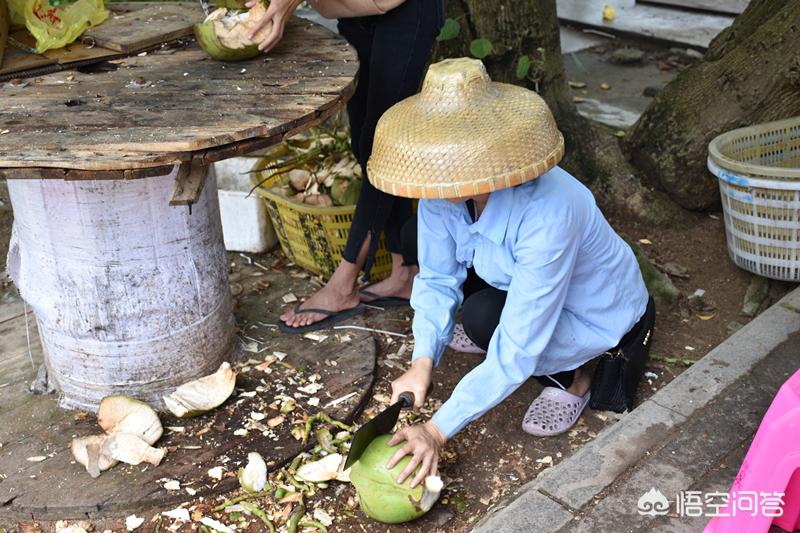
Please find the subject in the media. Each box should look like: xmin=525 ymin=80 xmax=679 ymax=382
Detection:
xmin=516 ymin=55 xmax=531 ymax=79
xmin=469 ymin=38 xmax=493 ymax=59
xmin=437 ymin=18 xmax=461 ymax=42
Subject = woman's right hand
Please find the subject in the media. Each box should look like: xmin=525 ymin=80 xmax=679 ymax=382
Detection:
xmin=391 ymin=358 xmax=433 ymax=409
xmin=246 ymin=0 xmax=302 ymax=52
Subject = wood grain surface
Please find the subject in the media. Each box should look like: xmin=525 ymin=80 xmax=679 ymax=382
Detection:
xmin=84 ymin=3 xmax=204 ymax=53
xmin=0 ymin=13 xmax=358 ymax=176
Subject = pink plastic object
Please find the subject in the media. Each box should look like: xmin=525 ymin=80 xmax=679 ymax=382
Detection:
xmin=448 ymin=324 xmax=486 ymax=354
xmin=705 ymin=369 xmax=800 ymax=533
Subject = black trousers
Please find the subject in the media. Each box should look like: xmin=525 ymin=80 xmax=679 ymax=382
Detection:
xmin=338 ymin=0 xmax=444 ymax=277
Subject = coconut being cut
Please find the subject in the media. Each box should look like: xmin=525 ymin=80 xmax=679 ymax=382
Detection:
xmin=195 ymin=1 xmax=272 ymax=62
xmin=349 ymin=435 xmax=443 ymax=524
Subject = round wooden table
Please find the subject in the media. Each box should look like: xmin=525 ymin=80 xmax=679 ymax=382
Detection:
xmin=0 ymin=15 xmax=358 ymax=411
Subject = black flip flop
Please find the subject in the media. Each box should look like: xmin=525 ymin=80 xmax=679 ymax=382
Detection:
xmin=359 ymin=286 xmax=411 ymax=308
xmin=278 ymin=304 xmax=367 ymax=334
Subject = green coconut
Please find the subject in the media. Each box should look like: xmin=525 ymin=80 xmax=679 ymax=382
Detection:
xmin=330 ymin=176 xmax=362 ymax=206
xmin=194 ymin=2 xmax=271 ymax=62
xmin=349 ymin=434 xmax=444 ymax=524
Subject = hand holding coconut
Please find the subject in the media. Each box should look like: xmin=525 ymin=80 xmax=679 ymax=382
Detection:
xmin=386 ymin=421 xmax=447 ymax=489
xmin=245 ymin=0 xmax=302 ymax=52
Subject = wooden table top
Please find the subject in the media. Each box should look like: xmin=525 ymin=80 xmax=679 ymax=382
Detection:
xmin=0 ymin=13 xmax=358 ymax=179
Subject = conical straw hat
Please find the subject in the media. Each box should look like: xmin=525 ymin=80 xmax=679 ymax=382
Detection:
xmin=367 ymin=57 xmax=565 ymax=199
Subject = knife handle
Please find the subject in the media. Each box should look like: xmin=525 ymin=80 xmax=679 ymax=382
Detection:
xmin=398 ymin=391 xmax=415 ymax=409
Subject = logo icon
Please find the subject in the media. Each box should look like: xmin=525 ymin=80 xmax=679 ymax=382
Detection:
xmin=638 ymin=488 xmax=670 ymax=516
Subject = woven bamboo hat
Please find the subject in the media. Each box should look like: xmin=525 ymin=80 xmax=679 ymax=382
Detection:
xmin=367 ymin=57 xmax=565 ymax=199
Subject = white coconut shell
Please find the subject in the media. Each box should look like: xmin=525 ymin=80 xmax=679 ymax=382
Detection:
xmin=296 ymin=453 xmax=345 ymax=483
xmin=97 ymin=395 xmax=163 ymax=445
xmin=70 ymin=435 xmax=117 ymax=478
xmin=163 ymin=362 xmax=237 ymax=417
xmin=102 ymin=433 xmax=166 ymax=466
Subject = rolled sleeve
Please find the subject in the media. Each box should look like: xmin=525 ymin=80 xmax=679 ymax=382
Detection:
xmin=432 ymin=218 xmax=581 ymax=438
xmin=410 ymin=200 xmax=466 ymax=366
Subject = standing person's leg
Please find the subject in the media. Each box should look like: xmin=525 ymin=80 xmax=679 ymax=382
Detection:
xmin=349 ymin=0 xmax=444 ymax=299
xmin=281 ymin=0 xmax=444 ymax=329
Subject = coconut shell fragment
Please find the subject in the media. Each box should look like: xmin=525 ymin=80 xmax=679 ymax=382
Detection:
xmin=97 ymin=395 xmax=163 ymax=445
xmin=70 ymin=435 xmax=117 ymax=478
xmin=102 ymin=433 xmax=167 ymax=466
xmin=163 ymin=362 xmax=237 ymax=417
xmin=296 ymin=453 xmax=349 ymax=483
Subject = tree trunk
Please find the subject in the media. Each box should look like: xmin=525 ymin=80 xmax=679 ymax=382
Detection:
xmin=625 ymin=0 xmax=800 ymax=210
xmin=437 ymin=0 xmax=686 ymax=225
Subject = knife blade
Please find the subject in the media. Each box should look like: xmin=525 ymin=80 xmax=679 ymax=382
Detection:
xmin=344 ymin=391 xmax=415 ymax=470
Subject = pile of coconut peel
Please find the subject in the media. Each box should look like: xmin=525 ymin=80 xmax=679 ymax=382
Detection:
xmin=70 ymin=362 xmax=236 ymax=478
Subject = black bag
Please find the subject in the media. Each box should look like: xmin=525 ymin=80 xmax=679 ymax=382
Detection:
xmin=590 ymin=297 xmax=656 ymax=413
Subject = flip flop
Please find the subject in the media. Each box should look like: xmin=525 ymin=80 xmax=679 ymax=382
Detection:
xmin=278 ymin=304 xmax=366 ymax=334
xmin=521 ymin=387 xmax=591 ymax=437
xmin=358 ymin=285 xmax=410 ymax=308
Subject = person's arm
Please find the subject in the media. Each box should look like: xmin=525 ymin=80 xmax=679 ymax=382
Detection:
xmin=390 ymin=200 xmax=465 ymax=409
xmin=408 ymin=200 xmax=467 ymax=370
xmin=431 ymin=215 xmax=581 ymax=439
xmin=246 ymin=0 xmax=304 ymax=52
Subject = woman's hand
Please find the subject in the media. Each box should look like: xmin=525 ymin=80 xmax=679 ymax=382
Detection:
xmin=386 ymin=421 xmax=447 ymax=488
xmin=246 ymin=0 xmax=303 ymax=52
xmin=391 ymin=358 xmax=433 ymax=409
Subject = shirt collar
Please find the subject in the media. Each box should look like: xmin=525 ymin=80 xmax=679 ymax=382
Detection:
xmin=466 ymin=186 xmax=513 ymax=245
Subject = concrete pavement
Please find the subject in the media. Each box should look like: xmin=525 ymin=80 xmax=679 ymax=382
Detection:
xmin=473 ymin=286 xmax=800 ymax=533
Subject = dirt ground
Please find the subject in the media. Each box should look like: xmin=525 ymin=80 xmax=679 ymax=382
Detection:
xmin=2 ymin=34 xmax=797 ymax=533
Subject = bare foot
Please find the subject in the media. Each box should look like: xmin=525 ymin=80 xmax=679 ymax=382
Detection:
xmin=279 ymin=282 xmax=360 ymax=328
xmin=360 ymin=253 xmax=418 ymax=302
xmin=566 ymin=366 xmax=592 ymax=397
xmin=280 ymin=259 xmax=362 ymax=328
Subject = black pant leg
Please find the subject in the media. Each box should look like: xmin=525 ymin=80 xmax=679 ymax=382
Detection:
xmin=337 ymin=17 xmax=374 ymax=167
xmin=461 ymin=286 xmax=507 ymax=351
xmin=339 ymin=0 xmax=444 ymax=276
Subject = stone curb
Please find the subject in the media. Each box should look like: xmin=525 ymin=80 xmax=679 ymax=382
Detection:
xmin=471 ymin=286 xmax=800 ymax=533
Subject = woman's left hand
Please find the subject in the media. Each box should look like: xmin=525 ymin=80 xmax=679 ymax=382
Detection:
xmin=245 ymin=0 xmax=302 ymax=52
xmin=386 ymin=421 xmax=447 ymax=488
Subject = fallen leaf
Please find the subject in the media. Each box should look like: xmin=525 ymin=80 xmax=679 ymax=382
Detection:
xmin=638 ymin=238 xmax=652 ymax=245
xmin=26 ymin=456 xmax=47 ymax=462
xmin=600 ymin=82 xmax=611 ymax=90
xmin=267 ymin=415 xmax=285 ymax=428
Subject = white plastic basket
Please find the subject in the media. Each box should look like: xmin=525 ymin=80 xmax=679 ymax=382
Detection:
xmin=708 ymin=116 xmax=800 ymax=281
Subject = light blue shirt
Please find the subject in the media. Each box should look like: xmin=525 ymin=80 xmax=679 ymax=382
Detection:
xmin=411 ymin=166 xmax=649 ymax=439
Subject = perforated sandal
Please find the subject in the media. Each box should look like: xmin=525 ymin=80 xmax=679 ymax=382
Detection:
xmin=521 ymin=387 xmax=591 ymax=437
xmin=447 ymin=324 xmax=486 ymax=354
